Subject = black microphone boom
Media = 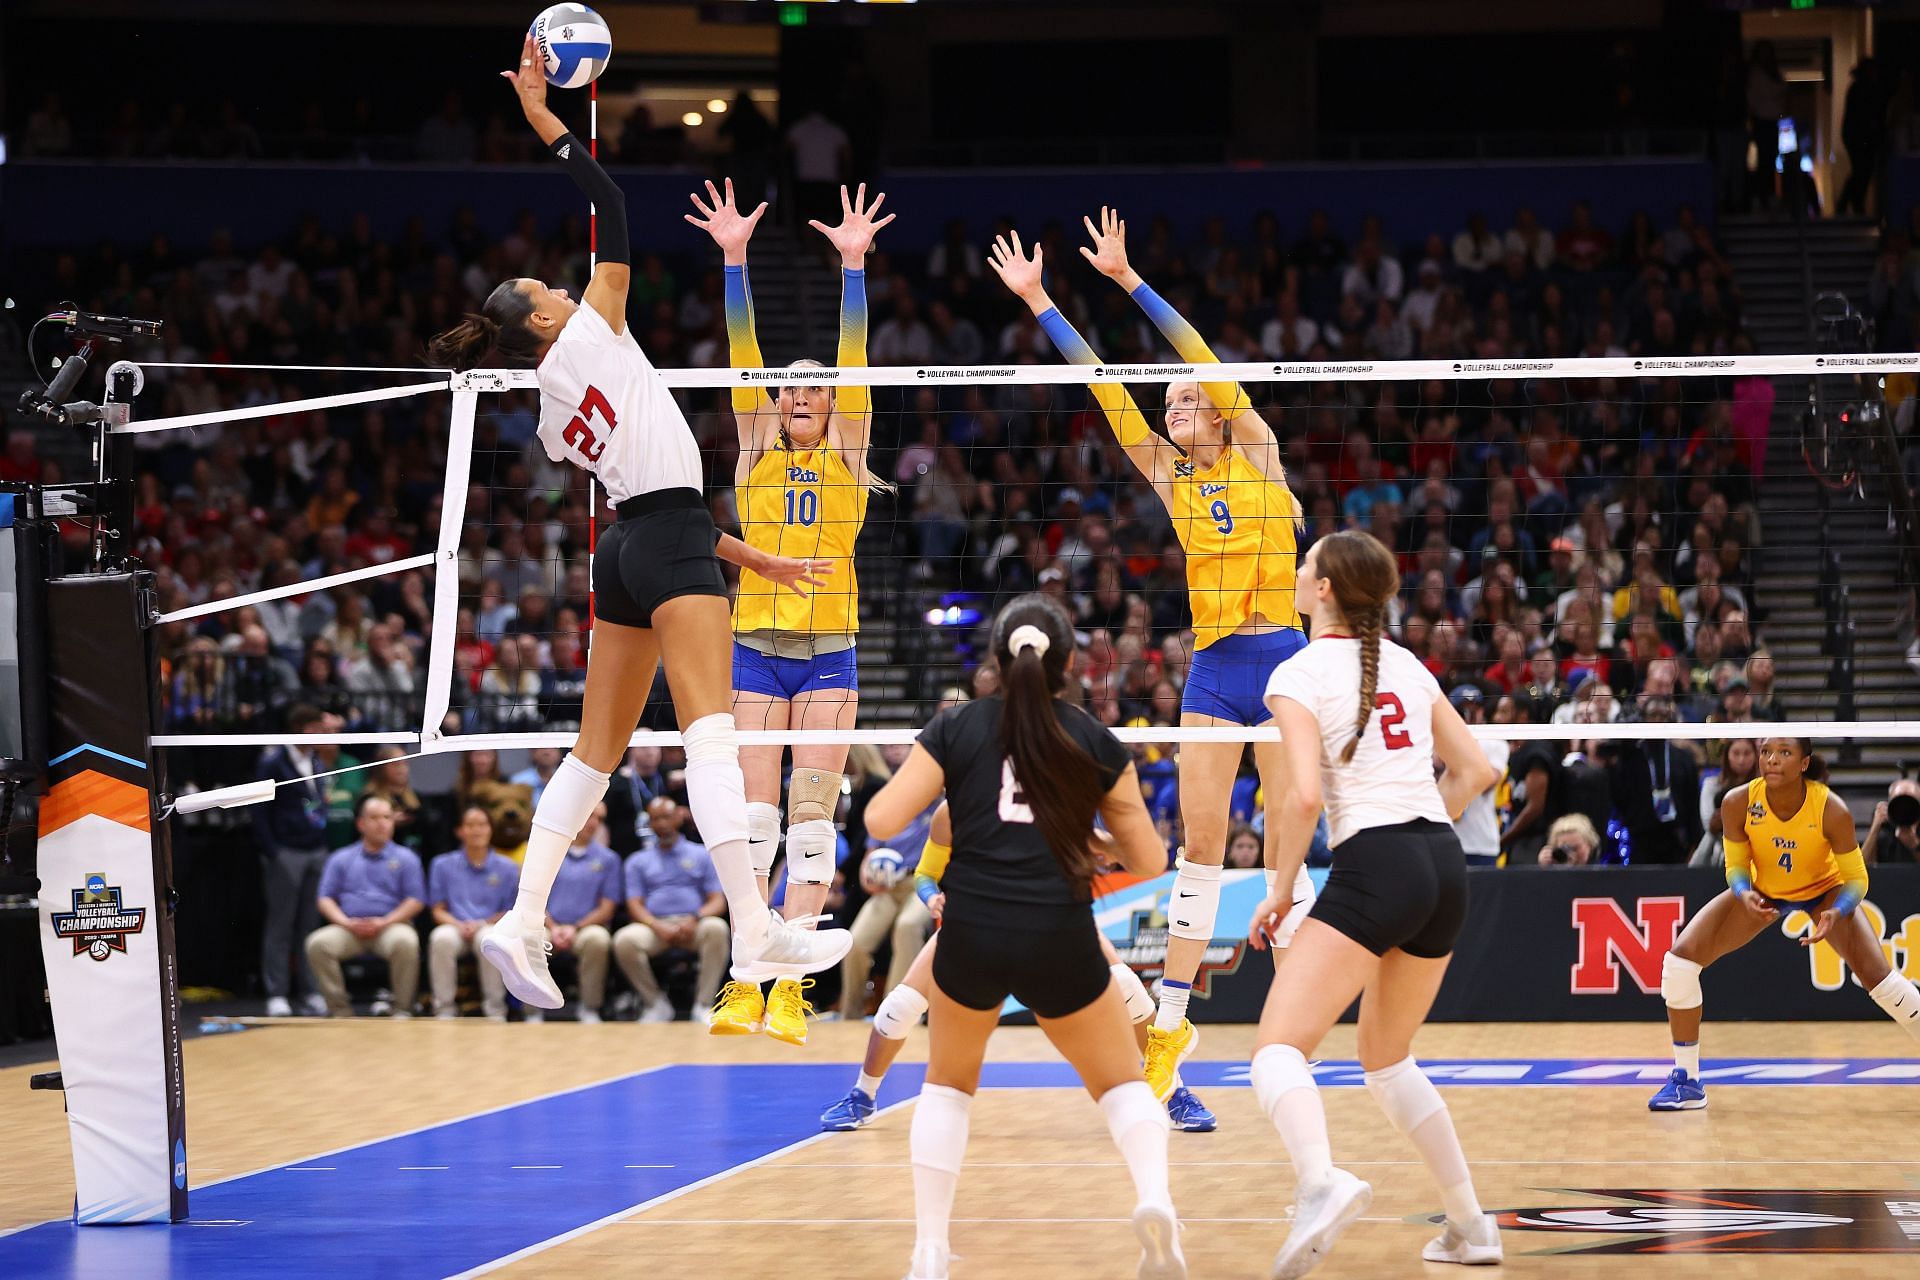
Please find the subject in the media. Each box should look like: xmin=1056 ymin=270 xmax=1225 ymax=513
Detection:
xmin=55 ymin=310 xmax=164 ymax=340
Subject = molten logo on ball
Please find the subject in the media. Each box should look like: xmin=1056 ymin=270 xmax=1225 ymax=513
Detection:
xmin=50 ymin=873 xmax=147 ymax=961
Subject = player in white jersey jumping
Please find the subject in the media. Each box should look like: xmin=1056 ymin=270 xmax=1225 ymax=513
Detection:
xmin=1244 ymin=531 xmax=1502 ymax=1279
xmin=427 ymin=35 xmax=852 ymax=1008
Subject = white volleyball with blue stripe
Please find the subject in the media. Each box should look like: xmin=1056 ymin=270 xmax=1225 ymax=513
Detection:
xmin=530 ymin=4 xmax=612 ymax=90
xmin=864 ymin=848 xmax=907 ymax=890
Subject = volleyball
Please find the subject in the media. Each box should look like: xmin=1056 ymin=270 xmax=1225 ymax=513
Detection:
xmin=529 ymin=4 xmax=611 ymax=90
xmin=864 ymin=848 xmax=907 ymax=889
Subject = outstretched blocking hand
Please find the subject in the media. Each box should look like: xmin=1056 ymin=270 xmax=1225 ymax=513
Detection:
xmin=501 ymin=34 xmax=551 ymax=119
xmin=685 ymin=178 xmax=768 ymax=265
xmin=987 ymin=233 xmax=1046 ymax=306
xmin=1079 ymin=206 xmax=1135 ymax=282
xmin=809 ymin=184 xmax=895 ymax=270
xmin=758 ymin=552 xmax=835 ymax=598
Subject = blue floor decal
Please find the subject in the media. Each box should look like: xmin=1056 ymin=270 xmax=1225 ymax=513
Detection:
xmin=5 ymin=1057 xmax=1914 ymax=1277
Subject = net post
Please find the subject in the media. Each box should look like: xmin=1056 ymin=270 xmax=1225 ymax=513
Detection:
xmin=419 ymin=386 xmax=478 ymax=749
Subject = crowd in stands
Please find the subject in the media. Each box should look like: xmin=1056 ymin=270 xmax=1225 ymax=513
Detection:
xmin=2 ymin=190 xmax=1849 ymax=1010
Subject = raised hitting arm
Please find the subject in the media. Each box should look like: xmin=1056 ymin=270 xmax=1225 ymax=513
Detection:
xmin=503 ymin=34 xmax=629 ymax=331
xmin=810 ymin=184 xmax=894 ymax=482
xmin=987 ymin=233 xmax=1172 ymax=499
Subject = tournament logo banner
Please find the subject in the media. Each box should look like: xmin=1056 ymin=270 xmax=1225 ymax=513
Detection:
xmin=49 ymin=872 xmax=148 ymax=961
xmin=1488 ymin=1189 xmax=1920 ymax=1255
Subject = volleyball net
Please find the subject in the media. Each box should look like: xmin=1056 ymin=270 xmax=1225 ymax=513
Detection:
xmin=125 ymin=353 xmax=1920 ymax=787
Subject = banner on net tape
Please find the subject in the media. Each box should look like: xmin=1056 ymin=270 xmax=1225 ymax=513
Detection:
xmin=448 ymin=352 xmax=1920 ymax=393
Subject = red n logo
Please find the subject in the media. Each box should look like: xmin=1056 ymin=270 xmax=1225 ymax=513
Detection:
xmin=1569 ymin=896 xmax=1687 ymax=994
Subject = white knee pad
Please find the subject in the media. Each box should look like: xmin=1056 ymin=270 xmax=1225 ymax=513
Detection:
xmin=681 ymin=714 xmax=748 ymax=849
xmin=1111 ymin=962 xmax=1155 ymax=1024
xmin=1166 ymin=857 xmax=1223 ymax=942
xmin=911 ymin=1083 xmax=973 ymax=1175
xmin=1250 ymin=1042 xmax=1317 ymax=1120
xmin=1363 ymin=1056 xmax=1446 ymax=1136
xmin=529 ymin=752 xmax=612 ymax=838
xmin=785 ymin=818 xmax=838 ymax=884
xmin=874 ymin=982 xmax=930 ymax=1040
xmin=746 ymin=802 xmax=782 ymax=877
xmin=1662 ymin=951 xmax=1703 ymax=1010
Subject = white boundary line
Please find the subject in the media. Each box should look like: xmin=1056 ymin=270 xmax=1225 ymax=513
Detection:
xmin=0 ymin=1062 xmax=673 ymax=1241
xmin=447 ymin=1097 xmax=917 ymax=1278
xmin=156 ymin=553 xmax=434 ymax=625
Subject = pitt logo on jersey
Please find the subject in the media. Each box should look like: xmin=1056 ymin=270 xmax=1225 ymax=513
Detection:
xmin=1773 ymin=837 xmax=1798 ymax=852
xmin=1199 ymin=483 xmax=1228 ymax=497
xmin=787 ymin=467 xmax=821 ymax=483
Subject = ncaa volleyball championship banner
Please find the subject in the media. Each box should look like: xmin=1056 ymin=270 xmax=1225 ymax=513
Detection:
xmin=1035 ymin=865 xmax=1920 ymax=1024
xmin=35 ymin=572 xmax=186 ymax=1223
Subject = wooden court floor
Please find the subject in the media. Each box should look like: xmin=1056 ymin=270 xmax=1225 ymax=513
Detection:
xmin=5 ymin=1020 xmax=1919 ymax=1278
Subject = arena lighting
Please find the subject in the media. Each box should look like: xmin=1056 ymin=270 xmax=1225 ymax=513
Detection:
xmin=683 ymin=111 xmax=704 ymax=127
xmin=925 ymin=604 xmax=982 ymax=628
xmin=708 ymin=98 xmax=728 ymax=113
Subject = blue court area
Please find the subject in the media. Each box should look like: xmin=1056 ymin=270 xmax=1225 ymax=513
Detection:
xmin=4 ymin=1058 xmax=1916 ymax=1278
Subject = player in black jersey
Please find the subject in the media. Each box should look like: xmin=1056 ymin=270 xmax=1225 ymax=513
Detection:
xmin=864 ymin=594 xmax=1186 ymax=1280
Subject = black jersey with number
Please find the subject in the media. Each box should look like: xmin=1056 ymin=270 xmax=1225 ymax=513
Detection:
xmin=916 ymin=695 xmax=1133 ymax=928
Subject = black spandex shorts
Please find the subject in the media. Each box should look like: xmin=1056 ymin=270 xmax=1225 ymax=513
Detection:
xmin=933 ymin=911 xmax=1111 ymax=1019
xmin=593 ymin=488 xmax=728 ymax=628
xmin=1308 ymin=818 xmax=1468 ymax=959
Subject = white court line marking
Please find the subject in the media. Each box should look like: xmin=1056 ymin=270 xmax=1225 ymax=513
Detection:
xmin=510 ymin=1166 xmax=562 ymax=1170
xmin=283 ymin=1167 xmax=334 ymax=1172
xmin=623 ymin=1164 xmax=674 ymax=1169
xmin=789 ymin=1157 xmax=1920 ymax=1168
xmin=447 ymin=1098 xmax=916 ymax=1278
xmin=615 ymin=1217 xmax=1417 ymax=1227
xmin=0 ymin=1064 xmax=673 ymax=1240
xmin=399 ymin=1166 xmax=448 ymax=1171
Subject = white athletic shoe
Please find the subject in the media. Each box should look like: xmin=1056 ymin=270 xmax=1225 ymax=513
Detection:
xmin=577 ymin=1008 xmax=603 ymax=1025
xmin=640 ymin=997 xmax=677 ymax=1024
xmin=263 ymin=997 xmax=292 ymax=1018
xmin=478 ymin=913 xmax=564 ymax=1009
xmin=299 ymin=994 xmax=328 ymax=1017
xmin=1422 ymin=1213 xmax=1503 ymax=1265
xmin=1271 ymin=1168 xmax=1372 ymax=1280
xmin=731 ymin=909 xmax=854 ymax=981
xmin=903 ymin=1241 xmax=949 ymax=1280
xmin=1132 ymin=1200 xmax=1187 ymax=1279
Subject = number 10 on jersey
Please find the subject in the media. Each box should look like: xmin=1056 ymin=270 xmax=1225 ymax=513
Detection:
xmin=785 ymin=488 xmax=819 ymax=526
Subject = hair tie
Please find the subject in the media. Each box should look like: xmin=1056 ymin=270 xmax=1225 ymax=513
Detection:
xmin=1008 ymin=624 xmax=1050 ymax=659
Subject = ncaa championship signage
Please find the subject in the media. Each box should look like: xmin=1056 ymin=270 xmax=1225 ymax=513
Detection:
xmin=1051 ymin=864 xmax=1920 ymax=1024
xmin=35 ymin=573 xmax=186 ymax=1223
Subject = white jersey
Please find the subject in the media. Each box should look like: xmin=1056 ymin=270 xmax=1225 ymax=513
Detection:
xmin=1264 ymin=636 xmax=1453 ymax=848
xmin=534 ymin=304 xmax=702 ymax=504
xmin=1454 ymin=736 xmax=1508 ymax=858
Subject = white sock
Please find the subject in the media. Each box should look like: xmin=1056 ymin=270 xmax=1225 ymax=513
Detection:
xmin=857 ymin=1071 xmax=884 ymax=1098
xmin=1869 ymin=971 xmax=1920 ymax=1041
xmin=1099 ymin=1080 xmax=1172 ymax=1207
xmin=1252 ymin=1042 xmax=1332 ymax=1186
xmin=911 ymin=1084 xmax=972 ymax=1258
xmin=1364 ymin=1056 xmax=1481 ymax=1226
xmin=1673 ymin=1041 xmax=1701 ymax=1078
xmin=1154 ymin=980 xmax=1192 ymax=1033
xmin=513 ymin=753 xmax=610 ymax=925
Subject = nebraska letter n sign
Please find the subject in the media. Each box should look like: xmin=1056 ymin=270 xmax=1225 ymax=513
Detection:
xmin=1414 ymin=867 xmax=1920 ymax=1023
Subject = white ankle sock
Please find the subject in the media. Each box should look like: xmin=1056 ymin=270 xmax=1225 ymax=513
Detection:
xmin=1252 ymin=1043 xmax=1331 ymax=1185
xmin=1673 ymin=1041 xmax=1701 ymax=1077
xmin=857 ymin=1071 xmax=884 ymax=1098
xmin=1869 ymin=971 xmax=1920 ymax=1040
xmin=1099 ymin=1079 xmax=1171 ymax=1207
xmin=911 ymin=1084 xmax=972 ymax=1259
xmin=1154 ymin=980 xmax=1191 ymax=1033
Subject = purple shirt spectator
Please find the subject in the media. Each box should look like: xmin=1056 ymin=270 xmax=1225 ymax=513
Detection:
xmin=547 ymin=842 xmax=623 ymax=925
xmin=427 ymin=849 xmax=520 ymax=921
xmin=624 ymin=839 xmax=720 ymax=918
xmin=318 ymin=841 xmax=426 ymax=918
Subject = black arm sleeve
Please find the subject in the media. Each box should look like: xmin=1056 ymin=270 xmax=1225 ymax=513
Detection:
xmin=549 ymin=132 xmax=630 ymax=266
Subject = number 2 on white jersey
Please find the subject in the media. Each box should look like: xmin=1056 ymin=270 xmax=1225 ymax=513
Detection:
xmin=998 ymin=760 xmax=1034 ymax=824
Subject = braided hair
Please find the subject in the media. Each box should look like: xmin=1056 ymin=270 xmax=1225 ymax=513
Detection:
xmin=1312 ymin=531 xmax=1403 ymax=765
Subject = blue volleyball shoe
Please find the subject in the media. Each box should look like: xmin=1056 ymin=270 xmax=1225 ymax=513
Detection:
xmin=820 ymin=1087 xmax=877 ymax=1131
xmin=1647 ymin=1068 xmax=1707 ymax=1111
xmin=1166 ymin=1085 xmax=1217 ymax=1132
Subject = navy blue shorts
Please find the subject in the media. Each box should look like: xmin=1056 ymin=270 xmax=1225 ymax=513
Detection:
xmin=1181 ymin=627 xmax=1308 ymax=725
xmin=732 ymin=642 xmax=859 ymax=702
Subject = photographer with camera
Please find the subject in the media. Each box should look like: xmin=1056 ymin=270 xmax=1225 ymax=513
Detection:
xmin=1863 ymin=778 xmax=1920 ymax=865
xmin=1537 ymin=814 xmax=1603 ymax=867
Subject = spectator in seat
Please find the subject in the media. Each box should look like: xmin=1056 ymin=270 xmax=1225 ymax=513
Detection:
xmin=538 ymin=805 xmax=622 ymax=1023
xmin=305 ymin=794 xmax=424 ymax=1018
xmin=1863 ymin=778 xmax=1920 ymax=865
xmin=427 ymin=806 xmax=518 ymax=1021
xmin=1601 ymin=694 xmax=1701 ymax=865
xmin=417 ymin=90 xmax=477 ymax=163
xmin=1557 ymin=201 xmax=1614 ymax=273
xmin=614 ymin=798 xmax=729 ymax=1023
xmin=254 ymin=703 xmax=336 ymax=1017
xmin=1261 ymin=290 xmax=1319 ymax=360
xmin=1743 ymin=652 xmax=1782 ymax=719
xmin=1341 ymin=235 xmax=1404 ymax=307
xmin=873 ymin=292 xmax=934 ymax=366
xmin=1504 ymin=206 xmax=1555 ymax=271
xmin=1482 ymin=627 xmax=1530 ymax=696
xmin=229 ymin=624 xmax=299 ymax=724
xmin=1708 ymin=673 xmax=1759 ymax=732
xmin=1520 ymin=642 xmax=1569 ymax=720
xmin=1452 ymin=212 xmax=1503 ymax=277
xmin=362 ymin=746 xmax=428 ymax=851
xmin=838 ymin=790 xmax=938 ymax=1021
xmin=1447 ymin=686 xmax=1506 ymax=867
xmin=1690 ymin=735 xmax=1760 ymax=868
xmin=1558 ymin=709 xmax=1615 ymax=845
xmin=1501 ymin=721 xmax=1565 ymax=865
xmin=1538 ymin=814 xmax=1603 ymax=867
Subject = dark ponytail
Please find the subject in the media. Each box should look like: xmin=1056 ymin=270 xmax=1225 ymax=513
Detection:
xmin=992 ymin=593 xmax=1104 ymax=896
xmin=428 ymin=279 xmax=544 ymax=371
xmin=1311 ymin=530 xmax=1404 ymax=765
xmin=1795 ymin=738 xmax=1829 ymax=784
